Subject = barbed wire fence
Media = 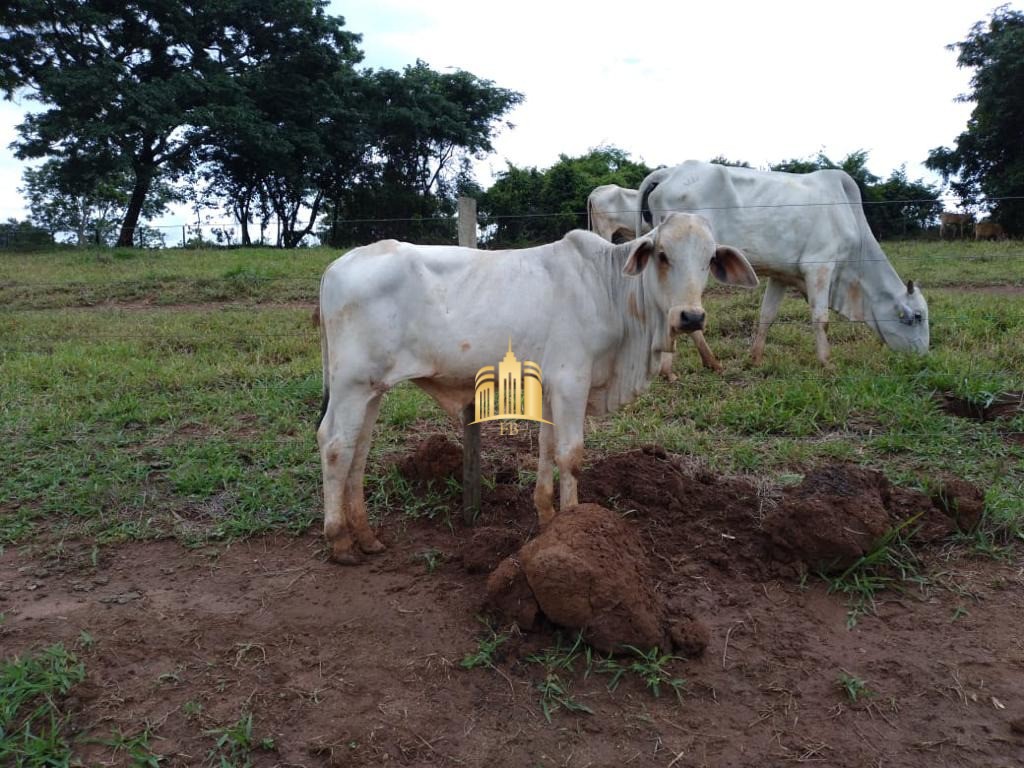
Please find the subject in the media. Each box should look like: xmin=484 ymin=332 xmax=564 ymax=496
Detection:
xmin=2 ymin=195 xmax=1023 ymax=250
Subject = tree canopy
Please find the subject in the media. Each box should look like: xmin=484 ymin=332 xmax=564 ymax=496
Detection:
xmin=926 ymin=5 xmax=1024 ymax=234
xmin=478 ymin=147 xmax=652 ymax=247
xmin=1 ymin=1 xmax=522 ymax=248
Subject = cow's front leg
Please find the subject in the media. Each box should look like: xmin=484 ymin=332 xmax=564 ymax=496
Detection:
xmin=533 ymin=409 xmax=556 ymax=528
xmin=658 ymin=352 xmax=677 ymax=382
xmin=751 ymin=278 xmax=786 ymax=366
xmin=691 ymin=330 xmax=722 ymax=373
xmin=550 ymin=389 xmax=588 ymax=516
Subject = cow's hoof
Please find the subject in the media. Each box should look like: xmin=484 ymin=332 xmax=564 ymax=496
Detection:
xmin=358 ymin=537 xmax=387 ymax=555
xmin=329 ymin=546 xmax=363 ymax=566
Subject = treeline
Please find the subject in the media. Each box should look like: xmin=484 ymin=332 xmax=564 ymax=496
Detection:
xmin=478 ymin=148 xmax=942 ymax=248
xmin=1 ymin=1 xmax=521 ymax=248
xmin=2 ymin=4 xmax=1022 ymax=248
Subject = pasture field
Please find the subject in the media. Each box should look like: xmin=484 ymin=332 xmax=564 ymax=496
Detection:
xmin=2 ymin=239 xmax=1023 ymax=767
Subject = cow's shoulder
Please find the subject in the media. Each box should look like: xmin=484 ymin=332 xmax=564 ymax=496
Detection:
xmin=564 ymin=228 xmax=613 ymax=256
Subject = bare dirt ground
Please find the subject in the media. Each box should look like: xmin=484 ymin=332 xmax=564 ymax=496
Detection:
xmin=3 ymin=433 xmax=1024 ymax=767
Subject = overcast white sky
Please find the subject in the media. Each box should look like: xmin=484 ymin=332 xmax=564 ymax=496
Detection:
xmin=0 ymin=0 xmax=1019 ymax=226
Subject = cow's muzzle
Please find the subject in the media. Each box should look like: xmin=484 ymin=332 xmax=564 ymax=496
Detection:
xmin=678 ymin=309 xmax=706 ymax=332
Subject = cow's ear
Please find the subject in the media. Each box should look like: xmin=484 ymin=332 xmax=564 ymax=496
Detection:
xmin=711 ymin=245 xmax=758 ymax=287
xmin=622 ymin=237 xmax=655 ymax=277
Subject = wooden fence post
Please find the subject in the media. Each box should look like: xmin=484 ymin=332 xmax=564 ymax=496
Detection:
xmin=458 ymin=197 xmax=481 ymax=524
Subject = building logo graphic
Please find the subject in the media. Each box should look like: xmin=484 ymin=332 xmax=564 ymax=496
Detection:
xmin=472 ymin=339 xmax=550 ymax=429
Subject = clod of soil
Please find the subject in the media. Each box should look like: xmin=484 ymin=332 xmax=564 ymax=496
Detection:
xmin=931 ymin=479 xmax=986 ymax=533
xmin=486 ymin=504 xmax=674 ymax=654
xmin=397 ymin=434 xmax=463 ymax=483
xmin=764 ymin=466 xmax=896 ymax=573
xmin=460 ymin=526 xmax=524 ymax=574
xmin=763 ymin=466 xmax=989 ymax=572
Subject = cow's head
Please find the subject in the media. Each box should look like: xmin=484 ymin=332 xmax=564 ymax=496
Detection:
xmin=874 ymin=279 xmax=929 ymax=353
xmin=622 ymin=213 xmax=758 ymax=333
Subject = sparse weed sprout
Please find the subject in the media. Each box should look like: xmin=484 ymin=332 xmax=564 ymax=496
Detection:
xmin=413 ymin=548 xmax=444 ymax=573
xmin=460 ymin=624 xmax=509 ymax=670
xmin=837 ymin=671 xmax=873 ymax=702
xmin=526 ymin=633 xmax=594 ymax=722
xmin=599 ymin=645 xmax=687 ymax=702
xmin=205 ymin=711 xmax=275 ymax=767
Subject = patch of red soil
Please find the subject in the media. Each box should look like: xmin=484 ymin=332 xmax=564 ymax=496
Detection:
xmin=2 ymin=443 xmax=1021 ymax=767
xmin=486 ymin=504 xmax=671 ymax=654
xmin=765 ymin=465 xmax=895 ymax=573
xmin=396 ymin=434 xmax=463 ymax=483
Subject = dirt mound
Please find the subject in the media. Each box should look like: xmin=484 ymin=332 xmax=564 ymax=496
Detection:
xmin=764 ymin=465 xmax=894 ymax=573
xmin=397 ymin=434 xmax=462 ymax=483
xmin=460 ymin=526 xmax=524 ymax=574
xmin=579 ymin=446 xmax=768 ymax=578
xmin=764 ymin=466 xmax=987 ymax=573
xmin=486 ymin=504 xmax=673 ymax=654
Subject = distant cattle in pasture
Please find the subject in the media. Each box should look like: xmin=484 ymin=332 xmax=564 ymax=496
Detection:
xmin=940 ymin=212 xmax=975 ymax=239
xmin=975 ymin=220 xmax=1006 ymax=241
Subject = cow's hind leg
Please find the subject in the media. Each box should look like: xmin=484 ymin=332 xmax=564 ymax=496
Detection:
xmin=751 ymin=278 xmax=786 ymax=366
xmin=344 ymin=393 xmax=385 ymax=555
xmin=317 ymin=387 xmax=377 ymax=564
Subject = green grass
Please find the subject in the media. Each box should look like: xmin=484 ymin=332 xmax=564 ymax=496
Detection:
xmin=0 ymin=242 xmax=1022 ymax=548
xmin=837 ymin=671 xmax=874 ymax=703
xmin=821 ymin=515 xmax=927 ymax=627
xmin=597 ymin=646 xmax=687 ymax=702
xmin=0 ymin=643 xmax=86 ymax=767
xmin=459 ymin=624 xmax=509 ymax=670
xmin=526 ymin=634 xmax=594 ymax=722
xmin=204 ymin=712 xmax=275 ymax=768
xmin=0 ymin=246 xmax=332 ymax=309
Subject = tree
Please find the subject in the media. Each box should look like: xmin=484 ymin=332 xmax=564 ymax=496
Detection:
xmin=21 ymin=159 xmax=178 ymax=245
xmin=323 ymin=62 xmax=523 ymax=245
xmin=926 ymin=5 xmax=1024 ymax=234
xmin=478 ymin=147 xmax=652 ymax=247
xmin=200 ymin=1 xmax=366 ymax=247
xmin=0 ymin=0 xmax=362 ymax=247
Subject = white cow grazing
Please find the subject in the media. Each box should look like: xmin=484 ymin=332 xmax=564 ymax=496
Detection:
xmin=587 ymin=182 xmax=724 ymax=374
xmin=316 ymin=213 xmax=758 ymax=563
xmin=637 ymin=161 xmax=929 ymax=365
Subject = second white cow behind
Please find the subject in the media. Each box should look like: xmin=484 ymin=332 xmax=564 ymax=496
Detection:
xmin=638 ymin=161 xmax=929 ymax=365
xmin=317 ymin=213 xmax=758 ymax=563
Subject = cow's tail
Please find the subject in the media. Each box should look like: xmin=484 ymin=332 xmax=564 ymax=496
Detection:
xmin=316 ymin=276 xmax=330 ymax=431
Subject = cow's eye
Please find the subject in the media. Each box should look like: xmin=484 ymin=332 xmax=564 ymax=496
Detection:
xmin=914 ymin=311 xmax=923 ymax=322
xmin=658 ymin=252 xmax=669 ymax=265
